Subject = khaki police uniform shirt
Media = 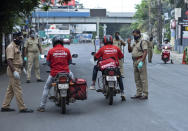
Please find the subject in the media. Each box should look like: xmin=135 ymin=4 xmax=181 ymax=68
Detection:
xmin=24 ymin=37 xmax=41 ymax=52
xmin=132 ymin=39 xmax=148 ymax=58
xmin=6 ymin=42 xmax=23 ymax=66
xmin=113 ymin=39 xmax=125 ymax=51
xmin=148 ymin=41 xmax=153 ymax=49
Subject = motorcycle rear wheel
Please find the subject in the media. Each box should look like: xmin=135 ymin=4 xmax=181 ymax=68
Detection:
xmin=61 ymin=97 xmax=66 ymax=114
xmin=108 ymin=88 xmax=113 ymax=105
xmin=54 ymin=88 xmax=60 ymax=106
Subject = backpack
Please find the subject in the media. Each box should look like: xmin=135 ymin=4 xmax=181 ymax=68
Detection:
xmin=140 ymin=40 xmax=149 ymax=52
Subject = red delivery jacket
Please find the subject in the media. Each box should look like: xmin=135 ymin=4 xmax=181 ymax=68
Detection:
xmin=95 ymin=44 xmax=124 ymax=65
xmin=46 ymin=44 xmax=72 ymax=77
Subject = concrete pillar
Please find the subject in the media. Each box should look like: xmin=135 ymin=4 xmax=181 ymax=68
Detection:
xmin=103 ymin=24 xmax=107 ymax=36
xmin=96 ymin=18 xmax=100 ymax=38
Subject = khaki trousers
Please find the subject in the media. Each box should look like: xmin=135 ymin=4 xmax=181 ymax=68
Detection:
xmin=148 ymin=48 xmax=153 ymax=62
xmin=27 ymin=52 xmax=40 ymax=80
xmin=2 ymin=67 xmax=26 ymax=110
xmin=133 ymin=60 xmax=148 ymax=96
xmin=119 ymin=59 xmax=124 ymax=76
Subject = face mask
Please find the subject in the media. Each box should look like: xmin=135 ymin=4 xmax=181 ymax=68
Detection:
xmin=14 ymin=39 xmax=21 ymax=45
xmin=134 ymin=35 xmax=140 ymax=41
xmin=115 ymin=35 xmax=119 ymax=40
xmin=30 ymin=34 xmax=35 ymax=39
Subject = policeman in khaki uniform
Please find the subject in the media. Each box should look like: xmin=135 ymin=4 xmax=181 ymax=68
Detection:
xmin=128 ymin=29 xmax=148 ymax=100
xmin=148 ymin=37 xmax=153 ymax=63
xmin=1 ymin=32 xmax=33 ymax=113
xmin=24 ymin=33 xmax=43 ymax=83
xmin=113 ymin=32 xmax=126 ymax=77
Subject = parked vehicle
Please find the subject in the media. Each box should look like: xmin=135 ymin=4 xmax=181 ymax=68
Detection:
xmin=63 ymin=38 xmax=71 ymax=45
xmin=52 ymin=72 xmax=87 ymax=114
xmin=51 ymin=54 xmax=87 ymax=114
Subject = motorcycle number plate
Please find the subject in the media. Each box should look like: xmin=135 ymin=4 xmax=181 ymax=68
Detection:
xmin=106 ymin=76 xmax=117 ymax=81
xmin=58 ymin=84 xmax=69 ymax=90
xmin=108 ymin=81 xmax=115 ymax=87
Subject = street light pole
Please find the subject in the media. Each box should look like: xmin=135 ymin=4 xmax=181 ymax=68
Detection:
xmin=148 ymin=0 xmax=151 ymax=37
xmin=47 ymin=10 xmax=49 ymax=38
xmin=157 ymin=0 xmax=163 ymax=45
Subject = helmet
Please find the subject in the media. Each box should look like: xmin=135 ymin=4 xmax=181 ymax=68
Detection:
xmin=103 ymin=35 xmax=113 ymax=45
xmin=52 ymin=36 xmax=64 ymax=47
xmin=164 ymin=38 xmax=169 ymax=42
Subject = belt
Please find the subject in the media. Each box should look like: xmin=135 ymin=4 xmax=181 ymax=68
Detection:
xmin=14 ymin=65 xmax=23 ymax=68
xmin=28 ymin=51 xmax=39 ymax=53
xmin=132 ymin=56 xmax=143 ymax=61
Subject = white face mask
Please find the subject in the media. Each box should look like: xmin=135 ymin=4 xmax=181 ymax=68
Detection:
xmin=30 ymin=34 xmax=35 ymax=38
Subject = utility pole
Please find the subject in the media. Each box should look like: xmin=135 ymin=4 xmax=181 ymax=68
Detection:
xmin=148 ymin=0 xmax=151 ymax=37
xmin=157 ymin=0 xmax=163 ymax=45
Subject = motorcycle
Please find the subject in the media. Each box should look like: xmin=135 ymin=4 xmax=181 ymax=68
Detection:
xmin=91 ymin=52 xmax=122 ymax=105
xmin=49 ymin=54 xmax=87 ymax=114
xmin=161 ymin=46 xmax=173 ymax=64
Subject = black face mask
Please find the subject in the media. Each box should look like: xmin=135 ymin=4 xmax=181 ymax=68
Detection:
xmin=115 ymin=35 xmax=119 ymax=40
xmin=14 ymin=39 xmax=22 ymax=45
xmin=134 ymin=35 xmax=140 ymax=41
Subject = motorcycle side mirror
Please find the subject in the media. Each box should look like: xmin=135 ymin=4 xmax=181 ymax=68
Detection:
xmin=72 ymin=54 xmax=78 ymax=58
xmin=91 ymin=52 xmax=96 ymax=56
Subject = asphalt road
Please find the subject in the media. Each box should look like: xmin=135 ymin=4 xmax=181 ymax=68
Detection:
xmin=0 ymin=43 xmax=188 ymax=131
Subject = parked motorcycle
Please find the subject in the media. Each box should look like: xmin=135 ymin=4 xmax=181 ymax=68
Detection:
xmin=52 ymin=72 xmax=87 ymax=114
xmin=161 ymin=46 xmax=173 ymax=64
xmin=48 ymin=54 xmax=87 ymax=114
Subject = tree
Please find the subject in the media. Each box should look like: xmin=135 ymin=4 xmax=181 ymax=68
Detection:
xmin=0 ymin=0 xmax=72 ymax=66
xmin=0 ymin=0 xmax=40 ymax=66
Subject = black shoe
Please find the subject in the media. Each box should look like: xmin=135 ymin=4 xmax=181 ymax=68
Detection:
xmin=1 ymin=108 xmax=15 ymax=112
xmin=171 ymin=60 xmax=174 ymax=64
xmin=139 ymin=96 xmax=148 ymax=100
xmin=131 ymin=95 xmax=142 ymax=99
xmin=37 ymin=79 xmax=44 ymax=82
xmin=121 ymin=92 xmax=126 ymax=101
xmin=26 ymin=80 xmax=30 ymax=83
xmin=49 ymin=96 xmax=55 ymax=100
xmin=121 ymin=75 xmax=125 ymax=78
xmin=96 ymin=89 xmax=103 ymax=92
xmin=20 ymin=108 xmax=34 ymax=113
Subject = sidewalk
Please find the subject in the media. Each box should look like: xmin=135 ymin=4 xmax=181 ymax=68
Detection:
xmin=171 ymin=51 xmax=183 ymax=64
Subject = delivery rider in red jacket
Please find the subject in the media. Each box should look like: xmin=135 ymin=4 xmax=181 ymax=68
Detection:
xmin=90 ymin=35 xmax=126 ymax=101
xmin=37 ymin=36 xmax=74 ymax=112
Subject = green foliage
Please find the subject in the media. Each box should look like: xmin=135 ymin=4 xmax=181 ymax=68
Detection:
xmin=0 ymin=0 xmax=40 ymax=33
xmin=133 ymin=0 xmax=149 ymax=32
xmin=164 ymin=22 xmax=171 ymax=40
xmin=42 ymin=4 xmax=52 ymax=11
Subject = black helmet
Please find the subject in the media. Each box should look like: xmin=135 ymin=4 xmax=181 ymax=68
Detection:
xmin=164 ymin=38 xmax=169 ymax=42
xmin=52 ymin=36 xmax=64 ymax=47
xmin=103 ymin=35 xmax=113 ymax=45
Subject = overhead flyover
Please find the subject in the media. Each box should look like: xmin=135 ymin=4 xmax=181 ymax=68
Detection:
xmin=32 ymin=9 xmax=135 ymax=24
